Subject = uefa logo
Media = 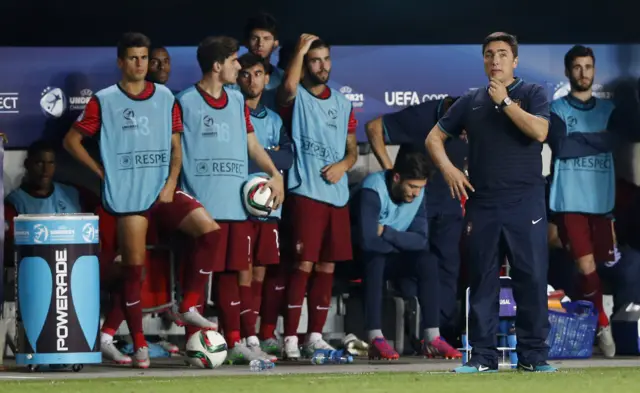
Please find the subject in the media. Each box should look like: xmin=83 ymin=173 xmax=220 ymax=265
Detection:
xmin=32 ymin=224 xmax=49 ymax=244
xmin=40 ymin=87 xmax=68 ymax=119
xmin=82 ymin=223 xmax=96 ymax=243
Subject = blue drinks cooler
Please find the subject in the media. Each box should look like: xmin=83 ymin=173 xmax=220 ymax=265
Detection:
xmin=460 ymin=276 xmax=518 ymax=369
xmin=14 ymin=214 xmax=101 ymax=372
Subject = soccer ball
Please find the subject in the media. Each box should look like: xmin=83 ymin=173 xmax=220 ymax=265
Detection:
xmin=242 ymin=176 xmax=273 ymax=217
xmin=185 ymin=330 xmax=228 ymax=369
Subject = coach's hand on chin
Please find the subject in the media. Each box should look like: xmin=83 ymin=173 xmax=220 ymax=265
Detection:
xmin=264 ymin=173 xmax=285 ymax=210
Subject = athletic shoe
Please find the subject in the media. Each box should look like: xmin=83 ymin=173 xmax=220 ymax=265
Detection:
xmin=597 ymin=325 xmax=616 ymax=358
xmin=282 ymin=335 xmax=302 ymax=360
xmin=101 ymin=341 xmax=132 ymax=365
xmin=226 ymin=341 xmax=262 ymax=365
xmin=424 ymin=337 xmax=463 ymax=359
xmin=156 ymin=339 xmax=180 ymax=354
xmin=247 ymin=336 xmax=278 ymax=362
xmin=132 ymin=347 xmax=150 ymax=369
xmin=517 ymin=361 xmax=558 ymax=373
xmin=344 ymin=333 xmax=369 ymax=356
xmin=180 ymin=307 xmax=218 ymax=330
xmin=302 ymin=336 xmax=335 ymax=358
xmin=261 ymin=337 xmax=281 ymax=356
xmin=453 ymin=360 xmax=498 ymax=373
xmin=368 ymin=337 xmax=399 ymax=360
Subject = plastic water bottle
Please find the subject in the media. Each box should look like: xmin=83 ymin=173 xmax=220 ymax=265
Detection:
xmin=507 ymin=323 xmax=518 ymax=368
xmin=310 ymin=349 xmax=353 ymax=365
xmin=249 ymin=359 xmax=275 ymax=372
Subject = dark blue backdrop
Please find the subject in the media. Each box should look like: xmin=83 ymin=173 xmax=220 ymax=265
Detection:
xmin=1 ymin=44 xmax=639 ymax=148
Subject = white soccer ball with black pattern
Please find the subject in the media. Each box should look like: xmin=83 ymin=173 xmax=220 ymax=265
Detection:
xmin=185 ymin=330 xmax=228 ymax=369
xmin=242 ymin=176 xmax=273 ymax=217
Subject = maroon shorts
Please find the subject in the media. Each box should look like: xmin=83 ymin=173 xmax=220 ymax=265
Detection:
xmin=282 ymin=194 xmax=352 ymax=263
xmin=145 ymin=189 xmax=203 ymax=232
xmin=211 ymin=221 xmax=281 ymax=272
xmin=249 ymin=220 xmax=281 ymax=266
xmin=555 ymin=213 xmax=615 ymax=263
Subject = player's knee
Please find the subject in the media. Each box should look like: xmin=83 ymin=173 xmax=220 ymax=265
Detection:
xmin=296 ymin=261 xmax=314 ymax=273
xmin=315 ymin=261 xmax=335 ymax=274
xmin=238 ymin=268 xmax=252 ymax=286
xmin=197 ymin=228 xmax=220 ymax=248
xmin=577 ymin=255 xmax=597 ymax=274
xmin=252 ymin=266 xmax=266 ymax=282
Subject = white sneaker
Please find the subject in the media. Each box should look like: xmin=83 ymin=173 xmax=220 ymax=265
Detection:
xmin=283 ymin=335 xmax=301 ymax=360
xmin=132 ymin=347 xmax=151 ymax=369
xmin=303 ymin=334 xmax=335 ymax=357
xmin=597 ymin=325 xmax=616 ymax=358
xmin=180 ymin=307 xmax=218 ymax=330
xmin=101 ymin=341 xmax=132 ymax=365
xmin=247 ymin=336 xmax=278 ymax=362
xmin=226 ymin=341 xmax=262 ymax=365
xmin=156 ymin=339 xmax=180 ymax=354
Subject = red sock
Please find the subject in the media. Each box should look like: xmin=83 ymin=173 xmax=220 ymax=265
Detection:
xmin=239 ymin=284 xmax=256 ymax=338
xmin=580 ymin=271 xmax=608 ymax=327
xmin=180 ymin=231 xmax=219 ymax=313
xmin=101 ymin=288 xmax=125 ymax=337
xmin=308 ymin=271 xmax=334 ymax=334
xmin=259 ymin=266 xmax=287 ymax=340
xmin=122 ymin=265 xmax=146 ymax=350
xmin=252 ymin=280 xmax=264 ymax=329
xmin=184 ymin=293 xmax=205 ymax=340
xmin=216 ymin=273 xmax=241 ymax=345
xmin=284 ymin=269 xmax=310 ymax=337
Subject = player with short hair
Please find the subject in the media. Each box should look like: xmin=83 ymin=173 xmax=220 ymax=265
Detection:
xmin=427 ymin=32 xmax=554 ymax=373
xmin=177 ymin=36 xmax=285 ymax=364
xmin=63 ymin=32 xmax=221 ymax=368
xmin=352 ymin=151 xmax=462 ymax=360
xmin=236 ymin=52 xmax=294 ymax=356
xmin=277 ymin=34 xmax=359 ymax=359
xmin=547 ymin=45 xmax=640 ymax=358
xmin=243 ymin=12 xmax=283 ymax=108
xmin=147 ymin=45 xmax=172 ymax=86
xmin=365 ymin=96 xmax=468 ymax=345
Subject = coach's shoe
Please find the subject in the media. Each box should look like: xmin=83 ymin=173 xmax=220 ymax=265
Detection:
xmin=424 ymin=337 xmax=463 ymax=359
xmin=517 ymin=361 xmax=558 ymax=373
xmin=226 ymin=342 xmax=261 ymax=365
xmin=260 ymin=337 xmax=282 ymax=356
xmin=597 ymin=325 xmax=616 ymax=358
xmin=247 ymin=336 xmax=278 ymax=362
xmin=132 ymin=347 xmax=151 ymax=369
xmin=282 ymin=335 xmax=302 ymax=360
xmin=452 ymin=360 xmax=498 ymax=374
xmin=368 ymin=337 xmax=399 ymax=360
xmin=101 ymin=341 xmax=132 ymax=365
xmin=302 ymin=333 xmax=335 ymax=358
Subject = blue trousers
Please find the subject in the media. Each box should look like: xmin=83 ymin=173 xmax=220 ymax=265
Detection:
xmin=362 ymin=250 xmax=439 ymax=332
xmin=465 ymin=192 xmax=550 ymax=366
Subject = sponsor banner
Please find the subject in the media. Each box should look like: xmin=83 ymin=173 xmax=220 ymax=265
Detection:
xmin=1 ymin=44 xmax=639 ymax=147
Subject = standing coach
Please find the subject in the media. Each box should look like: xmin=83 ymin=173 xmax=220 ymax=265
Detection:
xmin=426 ymin=32 xmax=555 ymax=373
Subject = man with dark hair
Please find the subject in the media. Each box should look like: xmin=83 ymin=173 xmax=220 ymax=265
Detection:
xmin=366 ymin=96 xmax=468 ymax=348
xmin=177 ymin=36 xmax=284 ymax=364
xmin=235 ymin=52 xmax=293 ymax=358
xmin=547 ymin=45 xmax=640 ymax=358
xmin=63 ymin=32 xmax=222 ymax=368
xmin=277 ymin=34 xmax=359 ymax=359
xmin=426 ymin=31 xmax=554 ymax=373
xmin=147 ymin=45 xmax=172 ymax=86
xmin=351 ymin=151 xmax=461 ymax=360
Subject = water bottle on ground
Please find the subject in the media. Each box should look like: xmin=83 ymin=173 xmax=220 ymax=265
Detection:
xmin=249 ymin=359 xmax=275 ymax=372
xmin=310 ymin=349 xmax=353 ymax=365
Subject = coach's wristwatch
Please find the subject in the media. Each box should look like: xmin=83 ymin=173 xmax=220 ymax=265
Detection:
xmin=500 ymin=97 xmax=513 ymax=108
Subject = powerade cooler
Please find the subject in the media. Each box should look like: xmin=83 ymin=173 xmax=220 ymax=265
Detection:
xmin=14 ymin=214 xmax=101 ymax=371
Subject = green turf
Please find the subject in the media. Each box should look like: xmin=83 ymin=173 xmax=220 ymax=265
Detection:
xmin=2 ymin=368 xmax=640 ymax=393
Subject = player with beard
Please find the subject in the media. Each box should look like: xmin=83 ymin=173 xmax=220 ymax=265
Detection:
xmin=236 ymin=53 xmax=294 ymax=357
xmin=177 ymin=36 xmax=285 ymax=364
xmin=64 ymin=32 xmax=221 ymax=368
xmin=277 ymin=34 xmax=358 ymax=359
xmin=547 ymin=45 xmax=640 ymax=358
